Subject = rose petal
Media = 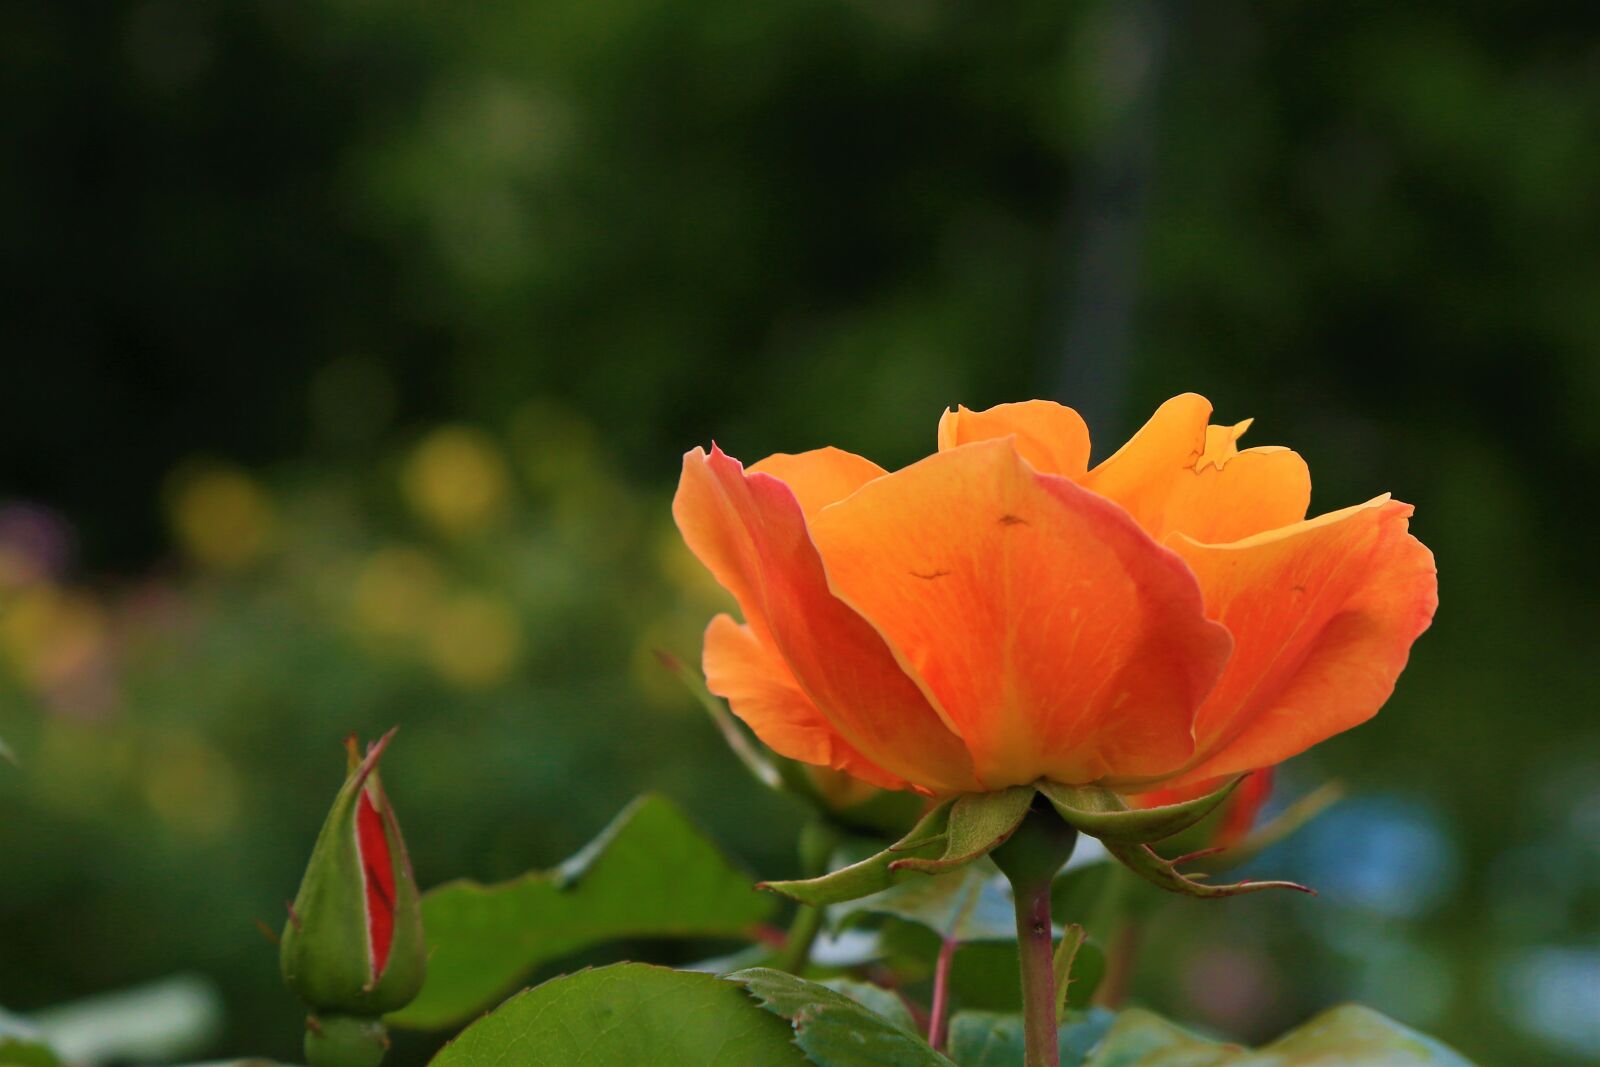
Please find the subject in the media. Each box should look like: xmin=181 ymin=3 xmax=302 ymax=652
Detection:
xmin=748 ymin=447 xmax=888 ymax=518
xmin=937 ymin=400 xmax=1092 ymax=477
xmin=808 ymin=438 xmax=1233 ymax=788
xmin=1160 ymin=496 xmax=1437 ymax=787
xmin=1083 ymin=394 xmax=1311 ymax=543
xmin=356 ymin=786 xmax=396 ymax=979
xmin=703 ymin=614 xmax=908 ymax=791
xmin=673 ymin=446 xmax=979 ymax=792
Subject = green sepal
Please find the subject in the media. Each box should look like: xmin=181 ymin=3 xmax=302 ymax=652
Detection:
xmin=1102 ymin=839 xmax=1313 ymax=899
xmin=759 ymin=799 xmax=954 ymax=906
xmin=281 ymin=731 xmax=426 ymax=1017
xmin=304 ymin=1014 xmax=388 ymax=1067
xmin=1037 ymin=777 xmax=1240 ymax=844
xmin=887 ymin=786 xmax=1037 ymax=876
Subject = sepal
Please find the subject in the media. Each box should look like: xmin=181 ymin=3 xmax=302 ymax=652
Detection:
xmin=885 ymin=786 xmax=1036 ymax=876
xmin=1037 ymin=778 xmax=1239 ymax=844
xmin=758 ymin=799 xmax=953 ymax=906
xmin=1102 ymin=839 xmax=1314 ymax=899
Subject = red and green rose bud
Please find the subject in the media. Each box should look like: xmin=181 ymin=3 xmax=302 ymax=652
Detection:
xmin=281 ymin=730 xmax=425 ymax=1019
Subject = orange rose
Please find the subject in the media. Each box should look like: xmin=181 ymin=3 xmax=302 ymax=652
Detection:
xmin=673 ymin=395 xmax=1436 ymax=798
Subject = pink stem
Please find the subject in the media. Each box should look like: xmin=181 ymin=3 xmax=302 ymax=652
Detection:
xmin=927 ymin=936 xmax=958 ymax=1050
xmin=1013 ymin=878 xmax=1060 ymax=1067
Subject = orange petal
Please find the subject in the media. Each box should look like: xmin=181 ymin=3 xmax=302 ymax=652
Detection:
xmin=748 ymin=447 xmax=888 ymax=518
xmin=703 ymin=614 xmax=907 ymax=790
xmin=808 ymin=438 xmax=1233 ymax=788
xmin=937 ymin=401 xmax=1093 ymax=477
xmin=1159 ymin=497 xmax=1437 ymax=787
xmin=1083 ymin=394 xmax=1311 ymax=543
xmin=673 ymin=446 xmax=979 ymax=793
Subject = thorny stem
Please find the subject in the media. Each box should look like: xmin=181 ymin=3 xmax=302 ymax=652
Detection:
xmin=927 ymin=935 xmax=958 ymax=1050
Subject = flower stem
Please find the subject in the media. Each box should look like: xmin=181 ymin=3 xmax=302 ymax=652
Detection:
xmin=927 ymin=936 xmax=957 ymax=1050
xmin=990 ymin=798 xmax=1079 ymax=1067
xmin=772 ymin=902 xmax=824 ymax=974
xmin=1010 ymin=874 xmax=1060 ymax=1067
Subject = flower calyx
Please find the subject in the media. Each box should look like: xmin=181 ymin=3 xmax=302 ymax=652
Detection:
xmin=760 ymin=775 xmax=1312 ymax=906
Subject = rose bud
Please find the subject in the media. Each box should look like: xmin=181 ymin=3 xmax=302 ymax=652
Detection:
xmin=281 ymin=730 xmax=425 ymax=1019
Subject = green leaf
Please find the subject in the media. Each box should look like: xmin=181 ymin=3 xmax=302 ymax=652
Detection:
xmin=427 ymin=963 xmax=809 ymax=1067
xmin=1060 ymin=937 xmax=1105 ymax=1012
xmin=946 ymin=1009 xmax=1117 ymax=1067
xmin=1052 ymin=925 xmax=1084 ymax=1021
xmin=391 ymin=794 xmax=774 ymax=1029
xmin=1084 ymin=1005 xmax=1478 ymax=1066
xmin=834 ymin=860 xmax=1015 ymax=943
xmin=0 ymin=736 xmax=16 ymax=767
xmin=761 ymin=800 xmax=955 ymax=907
xmin=1038 ymin=780 xmax=1239 ymax=845
xmin=887 ymin=788 xmax=1036 ymax=876
xmin=731 ymin=968 xmax=957 ymax=1067
xmin=816 ymin=979 xmax=919 ymax=1035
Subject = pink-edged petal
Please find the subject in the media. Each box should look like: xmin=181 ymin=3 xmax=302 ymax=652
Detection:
xmin=748 ymin=447 xmax=888 ymax=518
xmin=1160 ymin=496 xmax=1437 ymax=788
xmin=673 ymin=446 xmax=980 ymax=793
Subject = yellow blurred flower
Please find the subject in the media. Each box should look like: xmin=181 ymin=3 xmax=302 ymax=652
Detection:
xmin=350 ymin=547 xmax=446 ymax=640
xmin=0 ymin=584 xmax=109 ymax=693
xmin=423 ymin=592 xmax=521 ymax=688
xmin=401 ymin=426 xmax=512 ymax=534
xmin=168 ymin=463 xmax=277 ymax=570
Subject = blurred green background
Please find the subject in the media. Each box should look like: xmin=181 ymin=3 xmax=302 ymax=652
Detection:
xmin=2 ymin=1 xmax=1597 ymax=1064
